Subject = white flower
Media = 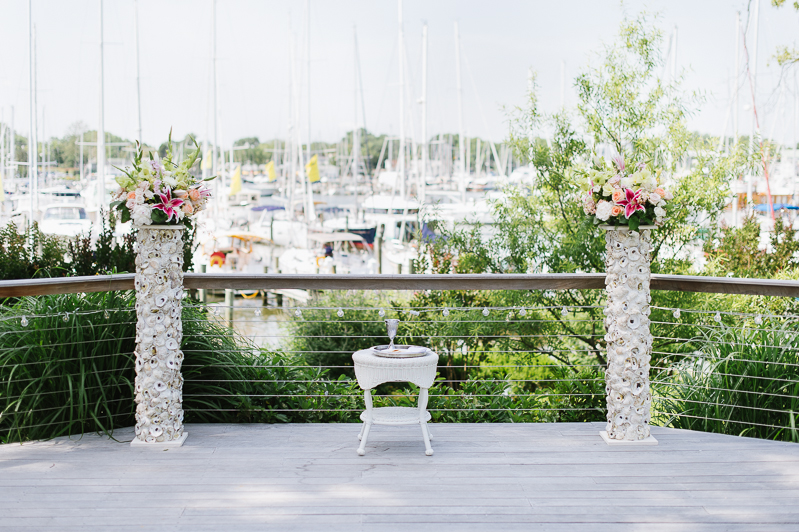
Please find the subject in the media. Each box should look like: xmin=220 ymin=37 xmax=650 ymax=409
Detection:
xmin=602 ymin=183 xmax=614 ymax=196
xmin=620 ymin=177 xmax=634 ymax=188
xmin=596 ymin=200 xmax=613 ymax=221
xmin=641 ymin=177 xmax=658 ymax=192
xmin=649 ymin=192 xmax=662 ymax=205
xmin=583 ymin=196 xmax=596 ymax=215
xmin=664 ymin=190 xmax=674 ymax=200
xmin=654 ymin=206 xmax=666 ymax=218
xmin=132 ymin=204 xmax=153 ymax=226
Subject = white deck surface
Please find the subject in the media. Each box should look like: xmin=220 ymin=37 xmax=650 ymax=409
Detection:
xmin=2 ymin=422 xmax=799 ymax=531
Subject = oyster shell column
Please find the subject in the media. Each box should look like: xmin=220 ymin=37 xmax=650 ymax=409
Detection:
xmin=130 ymin=225 xmax=188 ymax=447
xmin=600 ymin=226 xmax=658 ymax=445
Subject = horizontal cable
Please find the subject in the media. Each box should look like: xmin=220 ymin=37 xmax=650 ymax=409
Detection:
xmin=652 ymin=306 xmax=799 ymax=321
xmin=0 ymin=411 xmax=133 ymax=433
xmin=651 ymin=396 xmax=798 ymax=415
xmin=651 ymin=350 xmax=799 ymax=368
xmin=651 ymin=411 xmax=795 ymax=431
xmin=651 ymin=380 xmax=798 ymax=400
xmin=183 ymin=392 xmax=600 ymax=398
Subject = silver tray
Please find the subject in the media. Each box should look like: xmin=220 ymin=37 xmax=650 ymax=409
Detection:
xmin=370 ymin=345 xmax=429 ymax=358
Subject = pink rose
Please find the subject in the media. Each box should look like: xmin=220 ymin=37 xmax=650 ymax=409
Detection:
xmin=611 ymin=205 xmax=623 ymax=217
xmin=188 ymin=189 xmax=201 ymax=202
xmin=611 ymin=189 xmax=625 ymax=203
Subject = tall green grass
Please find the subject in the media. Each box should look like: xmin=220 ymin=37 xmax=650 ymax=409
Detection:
xmin=0 ymin=292 xmax=265 ymax=443
xmin=654 ymin=321 xmax=799 ymax=442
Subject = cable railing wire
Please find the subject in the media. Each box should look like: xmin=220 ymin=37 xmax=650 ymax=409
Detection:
xmin=3 ymin=296 xmax=798 ymax=443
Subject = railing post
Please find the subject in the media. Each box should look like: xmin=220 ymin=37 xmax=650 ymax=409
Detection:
xmin=601 ymin=226 xmax=657 ymax=445
xmin=376 ymin=224 xmax=384 ymax=274
xmin=224 ymin=288 xmax=234 ymax=328
xmin=131 ymin=225 xmax=188 ymax=447
xmin=198 ymin=264 xmax=206 ymax=304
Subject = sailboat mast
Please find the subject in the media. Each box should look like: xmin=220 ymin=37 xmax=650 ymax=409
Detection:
xmin=134 ymin=0 xmax=142 ymax=145
xmin=420 ymin=23 xmax=428 ymax=203
xmin=748 ymin=0 xmax=760 ymax=211
xmin=306 ymin=0 xmax=311 ymax=166
xmin=397 ymin=0 xmax=405 ymax=200
xmin=0 ymin=110 xmax=4 ymax=194
xmin=97 ymin=0 xmax=106 ymax=230
xmin=353 ymin=25 xmax=361 ymax=219
xmin=288 ymin=32 xmax=296 ymax=223
xmin=734 ymin=11 xmax=740 ymax=145
xmin=33 ymin=24 xmax=40 ymax=215
xmin=27 ymin=0 xmax=34 ymax=225
xmin=212 ymin=0 xmax=219 ymax=214
xmin=455 ymin=21 xmax=465 ymax=201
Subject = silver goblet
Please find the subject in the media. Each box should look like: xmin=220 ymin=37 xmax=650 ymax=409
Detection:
xmin=384 ymin=319 xmax=400 ymax=350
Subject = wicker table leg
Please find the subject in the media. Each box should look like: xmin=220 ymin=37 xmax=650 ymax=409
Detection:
xmin=419 ymin=388 xmax=434 ymax=456
xmin=357 ymin=389 xmax=373 ymax=456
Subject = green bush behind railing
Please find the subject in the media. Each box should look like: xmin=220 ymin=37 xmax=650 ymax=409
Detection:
xmin=1 ymin=291 xmax=796 ymax=444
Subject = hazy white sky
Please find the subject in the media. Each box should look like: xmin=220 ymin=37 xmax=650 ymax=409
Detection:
xmin=0 ymin=0 xmax=797 ymax=148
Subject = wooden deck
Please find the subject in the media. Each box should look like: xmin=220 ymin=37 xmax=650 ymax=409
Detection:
xmin=1 ymin=422 xmax=799 ymax=531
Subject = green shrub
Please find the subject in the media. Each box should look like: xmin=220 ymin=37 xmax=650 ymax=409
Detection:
xmin=548 ymin=366 xmax=606 ymax=423
xmin=289 ymin=291 xmax=404 ymax=378
xmin=0 ymin=292 xmax=261 ymax=443
xmin=0 ymin=222 xmax=69 ymax=280
xmin=653 ymin=321 xmax=799 ymax=442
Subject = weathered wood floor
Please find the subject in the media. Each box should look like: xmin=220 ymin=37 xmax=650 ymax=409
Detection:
xmin=1 ymin=422 xmax=799 ymax=531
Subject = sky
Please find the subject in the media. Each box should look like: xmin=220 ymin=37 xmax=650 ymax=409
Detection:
xmin=0 ymin=0 xmax=797 ymax=149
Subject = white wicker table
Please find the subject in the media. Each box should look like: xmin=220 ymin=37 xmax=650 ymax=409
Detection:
xmin=352 ymin=348 xmax=439 ymax=456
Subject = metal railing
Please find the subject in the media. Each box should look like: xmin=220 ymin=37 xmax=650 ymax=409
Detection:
xmin=1 ymin=273 xmax=798 ymax=444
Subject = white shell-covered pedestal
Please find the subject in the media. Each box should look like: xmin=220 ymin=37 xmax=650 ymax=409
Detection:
xmin=600 ymin=226 xmax=658 ymax=445
xmin=131 ymin=225 xmax=188 ymax=448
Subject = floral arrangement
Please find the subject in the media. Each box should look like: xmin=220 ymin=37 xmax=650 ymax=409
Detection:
xmin=112 ymin=132 xmax=214 ymax=227
xmin=578 ymin=155 xmax=672 ymax=231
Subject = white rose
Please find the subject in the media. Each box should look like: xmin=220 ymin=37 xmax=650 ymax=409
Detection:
xmin=596 ymin=200 xmax=613 ymax=221
xmin=641 ymin=177 xmax=657 ymax=192
xmin=649 ymin=193 xmax=662 ymax=205
xmin=654 ymin=206 xmax=666 ymax=218
xmin=132 ymin=204 xmax=153 ymax=226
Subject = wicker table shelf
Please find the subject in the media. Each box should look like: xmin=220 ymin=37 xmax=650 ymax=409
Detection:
xmin=352 ymin=348 xmax=439 ymax=456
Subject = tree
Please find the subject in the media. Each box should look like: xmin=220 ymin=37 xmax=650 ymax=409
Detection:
xmin=772 ymin=1 xmax=799 ymax=66
xmin=413 ymin=14 xmax=751 ymax=370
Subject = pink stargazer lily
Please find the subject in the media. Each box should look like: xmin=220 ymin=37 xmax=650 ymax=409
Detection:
xmin=617 ymin=188 xmax=645 ymax=219
xmin=152 ymin=188 xmax=184 ymax=222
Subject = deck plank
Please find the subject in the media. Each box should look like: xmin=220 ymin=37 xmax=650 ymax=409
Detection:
xmin=1 ymin=422 xmax=798 ymax=531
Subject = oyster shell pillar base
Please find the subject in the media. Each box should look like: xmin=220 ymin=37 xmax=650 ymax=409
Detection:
xmin=131 ymin=225 xmax=188 ymax=447
xmin=601 ymin=225 xmax=658 ymax=445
